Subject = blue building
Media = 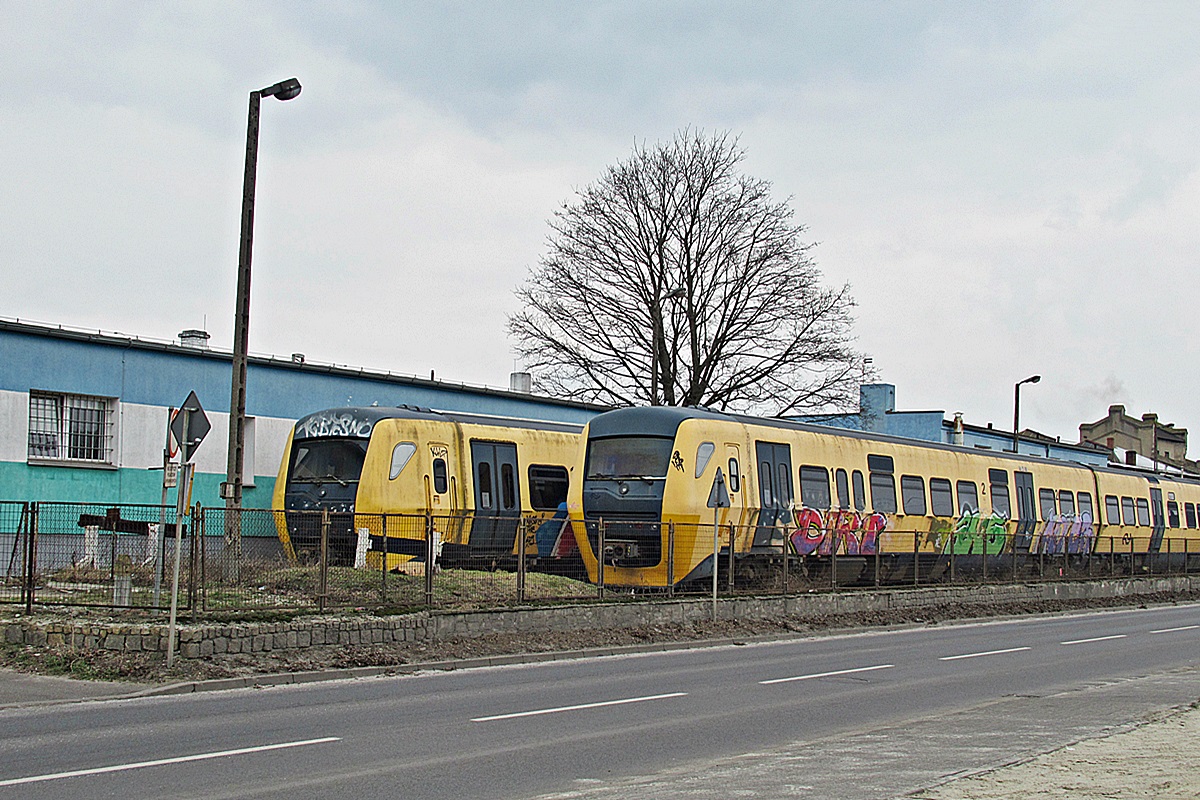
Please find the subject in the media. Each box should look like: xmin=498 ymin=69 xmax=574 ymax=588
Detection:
xmin=1 ymin=318 xmax=603 ymax=507
xmin=796 ymin=384 xmax=1110 ymax=466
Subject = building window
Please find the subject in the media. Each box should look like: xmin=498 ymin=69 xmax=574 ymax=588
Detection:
xmin=28 ymin=391 xmax=115 ymax=465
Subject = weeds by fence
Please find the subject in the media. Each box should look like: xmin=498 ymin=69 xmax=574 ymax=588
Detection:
xmin=0 ymin=502 xmax=1194 ymax=618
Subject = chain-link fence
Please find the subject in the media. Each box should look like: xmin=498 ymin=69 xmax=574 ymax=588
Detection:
xmin=0 ymin=502 xmax=193 ymax=611
xmin=1 ymin=504 xmax=1195 ymax=615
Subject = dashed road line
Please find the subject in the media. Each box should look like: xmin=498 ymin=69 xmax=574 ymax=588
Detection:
xmin=471 ymin=692 xmax=688 ymax=722
xmin=0 ymin=737 xmax=341 ymax=787
xmin=939 ymin=647 xmax=1031 ymax=661
xmin=759 ymin=664 xmax=895 ymax=685
xmin=1061 ymin=634 xmax=1128 ymax=645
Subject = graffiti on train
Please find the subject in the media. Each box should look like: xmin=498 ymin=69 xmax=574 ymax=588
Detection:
xmin=1034 ymin=511 xmax=1096 ymax=554
xmin=295 ymin=410 xmax=374 ymax=439
xmin=790 ymin=509 xmax=889 ymax=555
xmin=942 ymin=508 xmax=1008 ymax=555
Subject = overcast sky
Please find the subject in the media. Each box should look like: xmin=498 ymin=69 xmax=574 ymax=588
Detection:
xmin=3 ymin=2 xmax=1197 ymax=444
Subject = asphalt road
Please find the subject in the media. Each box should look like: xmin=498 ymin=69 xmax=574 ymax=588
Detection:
xmin=1 ymin=603 xmax=1197 ymax=800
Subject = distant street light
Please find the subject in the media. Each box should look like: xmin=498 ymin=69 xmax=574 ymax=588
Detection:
xmin=224 ymin=78 xmax=302 ymax=517
xmin=650 ymin=287 xmax=687 ymax=406
xmin=1012 ymin=375 xmax=1041 ymax=454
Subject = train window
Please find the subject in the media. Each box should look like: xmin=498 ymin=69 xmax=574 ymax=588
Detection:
xmin=1167 ymin=501 xmax=1180 ymax=528
xmin=799 ymin=466 xmax=831 ymax=510
xmin=870 ymin=472 xmax=897 ymax=514
xmin=852 ymin=470 xmax=866 ymax=511
xmin=1121 ymin=497 xmax=1135 ymax=525
xmin=432 ymin=458 xmax=448 ymax=494
xmin=901 ymin=475 xmax=927 ymax=515
xmin=760 ymin=463 xmax=773 ymax=505
xmin=586 ymin=436 xmax=674 ymax=479
xmin=988 ymin=469 xmax=1010 ymax=517
xmin=1105 ymin=495 xmax=1121 ymax=524
xmin=500 ymin=463 xmax=516 ymax=510
xmin=695 ymin=442 xmax=715 ymax=478
xmin=389 ymin=442 xmax=417 ymax=480
xmin=1136 ymin=498 xmax=1151 ymax=527
xmin=1059 ymin=491 xmax=1075 ymax=517
xmin=930 ymin=478 xmax=954 ymax=517
xmin=867 ymin=454 xmax=894 ymax=474
xmin=1187 ymin=503 xmax=1197 ymax=529
xmin=835 ymin=469 xmax=850 ymax=509
xmin=777 ymin=463 xmax=794 ymax=505
xmin=727 ymin=458 xmax=741 ymax=493
xmin=956 ymin=481 xmax=978 ymax=514
xmin=991 ymin=483 xmax=1011 ymax=518
xmin=1077 ymin=492 xmax=1093 ymax=523
xmin=528 ymin=465 xmax=569 ymax=511
xmin=478 ymin=462 xmax=493 ymax=509
xmin=1039 ymin=489 xmax=1057 ymax=521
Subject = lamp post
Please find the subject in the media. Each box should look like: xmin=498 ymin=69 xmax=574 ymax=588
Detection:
xmin=1012 ymin=374 xmax=1041 ymax=454
xmin=224 ymin=78 xmax=301 ymax=527
xmin=649 ymin=287 xmax=687 ymax=406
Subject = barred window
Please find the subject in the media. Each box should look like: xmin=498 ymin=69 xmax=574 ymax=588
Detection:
xmin=28 ymin=392 xmax=115 ymax=464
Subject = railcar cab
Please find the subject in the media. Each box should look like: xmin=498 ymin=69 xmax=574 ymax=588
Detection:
xmin=279 ymin=407 xmax=399 ymax=564
xmin=579 ymin=406 xmax=716 ymax=569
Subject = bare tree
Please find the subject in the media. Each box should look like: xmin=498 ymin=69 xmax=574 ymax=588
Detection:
xmin=509 ymin=130 xmax=870 ymax=415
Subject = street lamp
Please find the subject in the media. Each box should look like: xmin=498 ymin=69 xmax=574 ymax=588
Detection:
xmin=1012 ymin=374 xmax=1041 ymax=454
xmin=224 ymin=78 xmax=302 ymax=516
xmin=649 ymin=287 xmax=687 ymax=406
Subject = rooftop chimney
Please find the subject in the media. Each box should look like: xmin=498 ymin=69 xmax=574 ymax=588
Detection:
xmin=178 ymin=329 xmax=211 ymax=349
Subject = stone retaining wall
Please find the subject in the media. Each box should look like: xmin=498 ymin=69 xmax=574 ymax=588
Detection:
xmin=4 ymin=576 xmax=1198 ymax=659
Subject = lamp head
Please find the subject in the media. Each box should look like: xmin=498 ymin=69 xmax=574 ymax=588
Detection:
xmin=260 ymin=77 xmax=302 ymax=101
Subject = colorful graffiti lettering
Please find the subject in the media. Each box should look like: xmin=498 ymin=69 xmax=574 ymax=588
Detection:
xmin=790 ymin=508 xmax=889 ymax=556
xmin=1035 ymin=512 xmax=1095 ymax=555
xmin=946 ymin=507 xmax=1009 ymax=555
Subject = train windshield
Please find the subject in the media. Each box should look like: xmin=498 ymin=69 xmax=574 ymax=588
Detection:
xmin=586 ymin=436 xmax=675 ymax=479
xmin=289 ymin=439 xmax=369 ymax=485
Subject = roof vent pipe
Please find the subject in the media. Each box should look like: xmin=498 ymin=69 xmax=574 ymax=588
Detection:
xmin=510 ymin=372 xmax=532 ymax=393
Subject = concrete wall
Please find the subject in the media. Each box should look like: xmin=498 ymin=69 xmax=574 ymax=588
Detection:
xmin=4 ymin=576 xmax=1196 ymax=660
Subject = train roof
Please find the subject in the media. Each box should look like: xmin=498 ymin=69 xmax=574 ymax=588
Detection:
xmin=585 ymin=406 xmax=1200 ymax=487
xmin=293 ymin=405 xmax=584 ymax=439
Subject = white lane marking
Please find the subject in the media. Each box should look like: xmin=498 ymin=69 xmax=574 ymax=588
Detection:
xmin=471 ymin=692 xmax=687 ymax=722
xmin=939 ymin=646 xmax=1030 ymax=661
xmin=0 ymin=737 xmax=341 ymax=787
xmin=759 ymin=664 xmax=894 ymax=685
xmin=1061 ymin=634 xmax=1127 ymax=645
xmin=1151 ymin=625 xmax=1200 ymax=634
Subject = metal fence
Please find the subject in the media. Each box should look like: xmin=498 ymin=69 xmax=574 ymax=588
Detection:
xmin=1 ymin=502 xmax=1196 ymax=616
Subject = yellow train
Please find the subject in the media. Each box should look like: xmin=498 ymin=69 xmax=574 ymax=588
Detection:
xmin=273 ymin=406 xmax=582 ymax=568
xmin=568 ymin=406 xmax=1200 ymax=588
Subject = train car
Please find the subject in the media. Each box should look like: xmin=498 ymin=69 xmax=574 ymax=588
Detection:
xmin=272 ymin=406 xmax=583 ymax=568
xmin=568 ymin=406 xmax=1200 ymax=588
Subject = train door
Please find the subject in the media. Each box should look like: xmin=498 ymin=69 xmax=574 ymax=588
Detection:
xmin=753 ymin=442 xmax=792 ymax=547
xmin=723 ymin=443 xmax=746 ymax=539
xmin=1149 ymin=487 xmax=1166 ymax=552
xmin=1014 ymin=471 xmax=1036 ymax=552
xmin=469 ymin=441 xmax=520 ymax=553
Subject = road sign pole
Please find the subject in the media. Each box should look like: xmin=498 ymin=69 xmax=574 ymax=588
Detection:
xmin=712 ymin=503 xmax=719 ymax=621
xmin=166 ymin=408 xmax=193 ymax=669
xmin=706 ymin=467 xmax=730 ymax=622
